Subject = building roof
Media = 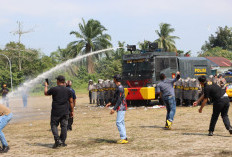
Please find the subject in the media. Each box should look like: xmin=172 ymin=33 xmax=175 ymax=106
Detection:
xmin=204 ymin=57 xmax=232 ymax=67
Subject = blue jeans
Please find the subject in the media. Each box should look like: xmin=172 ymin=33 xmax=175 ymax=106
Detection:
xmin=163 ymin=96 xmax=176 ymax=122
xmin=0 ymin=113 xmax=13 ymax=146
xmin=116 ymin=111 xmax=127 ymax=139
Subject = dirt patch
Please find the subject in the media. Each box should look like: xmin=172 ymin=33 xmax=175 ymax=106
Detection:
xmin=2 ymin=94 xmax=232 ymax=156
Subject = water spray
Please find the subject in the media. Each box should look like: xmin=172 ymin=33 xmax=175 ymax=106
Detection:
xmin=7 ymin=47 xmax=121 ymax=98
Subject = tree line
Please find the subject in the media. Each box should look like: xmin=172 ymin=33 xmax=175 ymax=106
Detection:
xmin=0 ymin=19 xmax=231 ymax=90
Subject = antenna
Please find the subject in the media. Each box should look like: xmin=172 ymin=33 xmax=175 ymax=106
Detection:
xmin=9 ymin=21 xmax=35 ymax=71
xmin=10 ymin=21 xmax=34 ymax=44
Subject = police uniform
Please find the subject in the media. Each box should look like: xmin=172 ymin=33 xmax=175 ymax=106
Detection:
xmin=92 ymin=83 xmax=97 ymax=104
xmin=88 ymin=80 xmax=94 ymax=104
xmin=175 ymin=79 xmax=183 ymax=106
xmin=204 ymin=81 xmax=232 ymax=133
xmin=97 ymin=79 xmax=104 ymax=106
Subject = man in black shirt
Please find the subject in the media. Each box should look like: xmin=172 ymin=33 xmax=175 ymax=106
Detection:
xmin=66 ymin=80 xmax=76 ymax=131
xmin=44 ymin=75 xmax=74 ymax=148
xmin=193 ymin=75 xmax=232 ymax=136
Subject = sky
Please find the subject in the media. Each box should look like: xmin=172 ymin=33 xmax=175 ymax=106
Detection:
xmin=0 ymin=0 xmax=232 ymax=56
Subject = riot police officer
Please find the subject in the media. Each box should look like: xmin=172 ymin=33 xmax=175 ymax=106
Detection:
xmin=183 ymin=78 xmax=191 ymax=107
xmin=97 ymin=79 xmax=104 ymax=106
xmin=175 ymin=79 xmax=183 ymax=106
xmin=92 ymin=83 xmax=97 ymax=104
xmin=88 ymin=80 xmax=94 ymax=104
xmin=193 ymin=75 xmax=232 ymax=136
xmin=109 ymin=80 xmax=116 ymax=103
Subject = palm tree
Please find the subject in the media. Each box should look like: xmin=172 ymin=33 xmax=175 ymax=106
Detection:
xmin=155 ymin=23 xmax=180 ymax=52
xmin=138 ymin=40 xmax=151 ymax=52
xmin=69 ymin=18 xmax=112 ymax=73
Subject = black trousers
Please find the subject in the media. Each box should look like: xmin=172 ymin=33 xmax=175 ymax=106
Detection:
xmin=50 ymin=114 xmax=69 ymax=142
xmin=209 ymin=97 xmax=231 ymax=132
xmin=67 ymin=117 xmax=73 ymax=130
xmin=89 ymin=91 xmax=92 ymax=103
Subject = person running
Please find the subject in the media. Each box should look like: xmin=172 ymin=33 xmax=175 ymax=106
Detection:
xmin=0 ymin=104 xmax=13 ymax=153
xmin=106 ymin=74 xmax=128 ymax=144
xmin=44 ymin=75 xmax=74 ymax=148
xmin=156 ymin=71 xmax=180 ymax=129
xmin=193 ymin=75 xmax=232 ymax=136
xmin=66 ymin=80 xmax=76 ymax=131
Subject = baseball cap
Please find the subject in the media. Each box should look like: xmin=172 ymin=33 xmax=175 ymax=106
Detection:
xmin=56 ymin=75 xmax=65 ymax=82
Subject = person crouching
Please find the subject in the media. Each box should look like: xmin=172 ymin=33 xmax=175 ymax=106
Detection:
xmin=0 ymin=104 xmax=12 ymax=153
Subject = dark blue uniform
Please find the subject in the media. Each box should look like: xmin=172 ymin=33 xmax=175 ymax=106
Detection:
xmin=67 ymin=86 xmax=76 ymax=131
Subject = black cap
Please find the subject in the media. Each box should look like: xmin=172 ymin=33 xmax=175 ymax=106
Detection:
xmin=113 ymin=74 xmax=122 ymax=82
xmin=56 ymin=75 xmax=65 ymax=82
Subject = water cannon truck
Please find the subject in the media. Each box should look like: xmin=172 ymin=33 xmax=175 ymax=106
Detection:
xmin=122 ymin=45 xmax=211 ymax=105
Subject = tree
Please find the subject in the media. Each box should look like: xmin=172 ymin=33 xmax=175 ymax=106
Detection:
xmin=69 ymin=18 xmax=112 ymax=73
xmin=112 ymin=41 xmax=127 ymax=59
xmin=155 ymin=23 xmax=180 ymax=52
xmin=198 ymin=47 xmax=232 ymax=60
xmin=5 ymin=42 xmax=25 ymax=71
xmin=202 ymin=26 xmax=232 ymax=51
xmin=0 ymin=42 xmax=56 ymax=87
xmin=177 ymin=50 xmax=191 ymax=56
xmin=138 ymin=40 xmax=151 ymax=52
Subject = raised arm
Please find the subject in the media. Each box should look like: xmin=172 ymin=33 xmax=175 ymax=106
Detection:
xmin=171 ymin=71 xmax=180 ymax=83
xmin=44 ymin=82 xmax=49 ymax=96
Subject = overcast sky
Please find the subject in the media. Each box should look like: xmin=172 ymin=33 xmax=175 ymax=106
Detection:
xmin=0 ymin=0 xmax=232 ymax=56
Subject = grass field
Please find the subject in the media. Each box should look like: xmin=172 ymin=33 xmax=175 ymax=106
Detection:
xmin=2 ymin=94 xmax=232 ymax=157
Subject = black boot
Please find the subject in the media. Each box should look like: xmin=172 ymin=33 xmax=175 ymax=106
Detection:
xmin=53 ymin=140 xmax=62 ymax=149
xmin=0 ymin=146 xmax=9 ymax=153
xmin=208 ymin=131 xmax=213 ymax=136
xmin=67 ymin=125 xmax=72 ymax=131
xmin=60 ymin=141 xmax=67 ymax=147
xmin=229 ymin=127 xmax=232 ymax=134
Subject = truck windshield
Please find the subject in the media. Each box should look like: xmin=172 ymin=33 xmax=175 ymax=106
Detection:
xmin=123 ymin=59 xmax=153 ymax=77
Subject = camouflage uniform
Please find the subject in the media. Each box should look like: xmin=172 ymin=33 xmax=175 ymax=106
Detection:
xmin=175 ymin=79 xmax=183 ymax=106
xmin=189 ymin=78 xmax=199 ymax=105
xmin=88 ymin=80 xmax=94 ymax=104
xmin=109 ymin=80 xmax=116 ymax=103
xmin=183 ymin=78 xmax=191 ymax=106
xmin=103 ymin=80 xmax=111 ymax=105
xmin=92 ymin=83 xmax=97 ymax=104
xmin=97 ymin=79 xmax=104 ymax=106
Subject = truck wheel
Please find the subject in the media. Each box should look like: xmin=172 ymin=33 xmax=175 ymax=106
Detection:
xmin=126 ymin=100 xmax=131 ymax=106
